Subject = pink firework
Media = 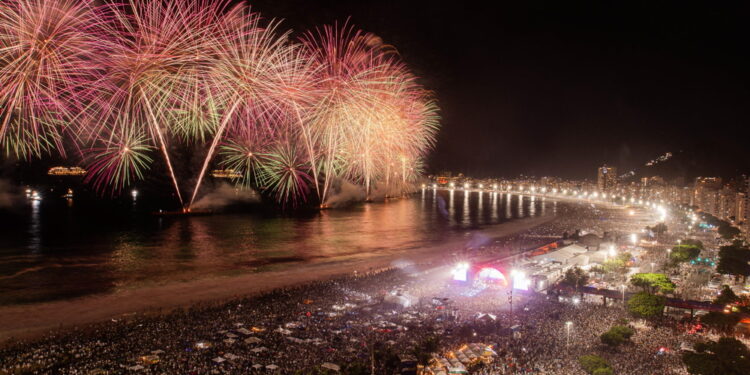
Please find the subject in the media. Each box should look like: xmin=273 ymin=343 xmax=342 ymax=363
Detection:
xmin=0 ymin=0 xmax=106 ymax=158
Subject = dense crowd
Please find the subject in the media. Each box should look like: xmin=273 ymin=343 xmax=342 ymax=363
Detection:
xmin=0 ymin=270 xmax=697 ymax=375
xmin=0 ymin=203 xmax=706 ymax=375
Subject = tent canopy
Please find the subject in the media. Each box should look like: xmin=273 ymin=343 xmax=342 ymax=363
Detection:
xmin=321 ymin=363 xmax=340 ymax=371
xmin=245 ymin=337 xmax=263 ymax=344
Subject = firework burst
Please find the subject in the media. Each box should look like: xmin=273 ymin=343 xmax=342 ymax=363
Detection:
xmin=80 ymin=0 xmax=239 ymax=205
xmin=0 ymin=0 xmax=104 ymax=158
xmin=84 ymin=129 xmax=154 ymax=194
xmin=0 ymin=1 xmax=439 ymax=209
xmin=190 ymin=7 xmax=314 ymax=207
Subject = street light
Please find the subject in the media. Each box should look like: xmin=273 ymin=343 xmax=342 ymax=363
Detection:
xmin=565 ymin=321 xmax=573 ymax=347
xmin=620 ymin=284 xmax=626 ymax=304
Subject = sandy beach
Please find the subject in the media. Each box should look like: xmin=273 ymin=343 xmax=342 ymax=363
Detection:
xmin=0 ymin=214 xmax=556 ymax=345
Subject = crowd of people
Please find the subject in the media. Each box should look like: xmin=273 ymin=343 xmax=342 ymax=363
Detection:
xmin=0 ymin=269 xmax=698 ymax=374
xmin=0 ymin=203 xmax=710 ymax=375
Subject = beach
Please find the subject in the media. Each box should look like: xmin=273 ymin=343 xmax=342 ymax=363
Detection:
xmin=0 ymin=214 xmax=556 ymax=344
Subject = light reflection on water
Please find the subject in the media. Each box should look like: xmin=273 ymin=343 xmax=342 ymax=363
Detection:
xmin=0 ymin=190 xmax=551 ymax=305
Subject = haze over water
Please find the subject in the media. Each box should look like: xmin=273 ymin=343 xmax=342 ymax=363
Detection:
xmin=0 ymin=190 xmax=555 ymax=305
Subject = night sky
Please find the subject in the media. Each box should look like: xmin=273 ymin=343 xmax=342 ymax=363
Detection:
xmin=251 ymin=0 xmax=749 ymax=180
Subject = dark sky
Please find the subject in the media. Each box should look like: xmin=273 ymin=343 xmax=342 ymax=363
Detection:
xmin=251 ymin=0 xmax=748 ymax=180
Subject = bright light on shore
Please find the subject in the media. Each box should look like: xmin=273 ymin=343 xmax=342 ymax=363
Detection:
xmin=511 ymin=269 xmax=530 ymax=290
xmin=452 ymin=262 xmax=470 ymax=281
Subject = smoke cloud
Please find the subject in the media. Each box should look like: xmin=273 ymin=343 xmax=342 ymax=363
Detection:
xmin=0 ymin=179 xmax=17 ymax=208
xmin=324 ymin=180 xmax=366 ymax=207
xmin=191 ymin=183 xmax=259 ymax=210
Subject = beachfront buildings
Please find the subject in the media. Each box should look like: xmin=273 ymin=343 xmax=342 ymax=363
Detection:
xmin=597 ymin=165 xmax=618 ymax=191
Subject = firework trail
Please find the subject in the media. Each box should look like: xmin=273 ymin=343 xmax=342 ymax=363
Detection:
xmin=81 ymin=0 xmax=238 ymax=206
xmin=301 ymin=22 xmax=439 ymax=202
xmin=300 ymin=22 xmax=393 ymax=202
xmin=189 ymin=6 xmax=306 ymax=208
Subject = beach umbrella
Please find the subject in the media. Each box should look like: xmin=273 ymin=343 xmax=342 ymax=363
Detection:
xmin=245 ymin=337 xmax=263 ymax=344
xmin=321 ymin=363 xmax=340 ymax=371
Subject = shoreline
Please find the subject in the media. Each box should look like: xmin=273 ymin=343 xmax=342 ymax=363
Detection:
xmin=0 ymin=214 xmax=557 ymax=345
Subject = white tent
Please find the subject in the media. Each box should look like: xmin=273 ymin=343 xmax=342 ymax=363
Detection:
xmin=251 ymin=347 xmax=268 ymax=353
xmin=127 ymin=365 xmax=144 ymax=371
xmin=252 ymin=364 xmax=263 ymax=369
xmin=223 ymin=338 xmax=236 ymax=344
xmin=245 ymin=337 xmax=263 ymax=344
xmin=266 ymin=364 xmax=279 ymax=370
xmin=475 ymin=313 xmax=496 ymax=321
xmin=212 ymin=357 xmax=226 ymax=363
xmin=224 ymin=353 xmax=240 ymax=360
xmin=321 ymin=363 xmax=340 ymax=371
xmin=237 ymin=328 xmax=252 ymax=335
xmin=530 ymin=244 xmax=588 ymax=264
xmin=384 ymin=293 xmax=413 ymax=308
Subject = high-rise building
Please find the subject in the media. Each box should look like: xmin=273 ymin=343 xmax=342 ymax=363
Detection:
xmin=693 ymin=177 xmax=722 ymax=214
xmin=743 ymin=177 xmax=750 ymax=234
xmin=736 ymin=191 xmax=746 ymax=226
xmin=718 ymin=186 xmax=737 ymax=221
xmin=597 ymin=165 xmax=617 ymax=191
xmin=641 ymin=176 xmax=665 ymax=187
